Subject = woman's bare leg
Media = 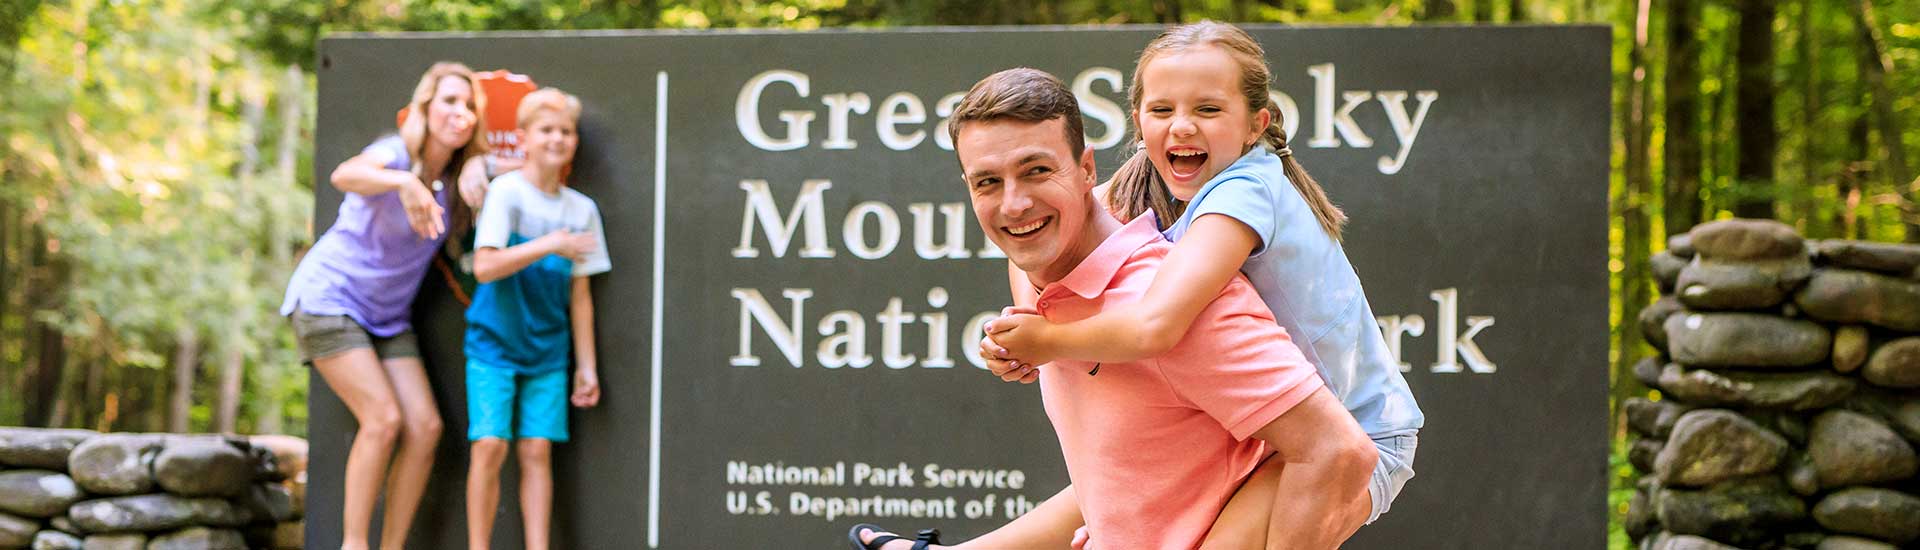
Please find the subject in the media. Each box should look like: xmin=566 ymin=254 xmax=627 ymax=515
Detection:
xmin=376 ymin=357 xmax=443 ymax=549
xmin=314 ymin=350 xmax=404 ymax=550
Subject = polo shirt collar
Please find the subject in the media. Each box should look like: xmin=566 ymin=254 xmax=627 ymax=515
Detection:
xmin=1049 ymin=211 xmax=1163 ymax=300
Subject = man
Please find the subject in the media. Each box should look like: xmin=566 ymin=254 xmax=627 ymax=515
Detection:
xmin=851 ymin=68 xmax=1377 ymax=550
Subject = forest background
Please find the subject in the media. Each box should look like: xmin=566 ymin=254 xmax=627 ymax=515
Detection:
xmin=2 ymin=0 xmax=1916 ymax=546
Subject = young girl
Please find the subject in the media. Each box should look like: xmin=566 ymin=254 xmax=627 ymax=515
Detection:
xmin=984 ymin=21 xmax=1424 ymax=548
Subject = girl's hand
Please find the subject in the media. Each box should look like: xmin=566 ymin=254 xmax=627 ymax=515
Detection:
xmin=571 ymin=367 xmax=601 ymax=408
xmin=984 ymin=312 xmax=1060 ymax=368
xmin=979 ymin=306 xmax=1041 ymax=384
xmin=1071 ymin=526 xmax=1093 ymax=550
xmin=397 ymin=177 xmax=445 ymax=240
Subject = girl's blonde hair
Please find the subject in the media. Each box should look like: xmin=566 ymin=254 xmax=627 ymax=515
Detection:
xmin=397 ymin=62 xmax=489 ymax=234
xmin=1108 ymin=21 xmax=1347 ymax=240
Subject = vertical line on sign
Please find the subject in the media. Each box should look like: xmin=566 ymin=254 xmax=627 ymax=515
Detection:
xmin=649 ymin=70 xmax=668 ymax=550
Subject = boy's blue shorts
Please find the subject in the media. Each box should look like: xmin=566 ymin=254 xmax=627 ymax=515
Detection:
xmin=466 ymin=359 xmax=570 ymax=442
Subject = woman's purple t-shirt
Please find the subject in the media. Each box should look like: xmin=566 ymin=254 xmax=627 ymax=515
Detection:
xmin=280 ymin=135 xmax=452 ymax=337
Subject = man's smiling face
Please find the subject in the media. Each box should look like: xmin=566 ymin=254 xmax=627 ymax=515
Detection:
xmin=956 ymin=117 xmax=1098 ymax=285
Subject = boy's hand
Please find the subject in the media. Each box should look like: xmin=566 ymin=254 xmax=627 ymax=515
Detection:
xmin=397 ymin=177 xmax=445 ymax=240
xmin=571 ymin=367 xmax=601 ymax=408
xmin=979 ymin=306 xmax=1041 ymax=384
xmin=542 ymin=228 xmax=598 ymax=261
xmin=984 ymin=312 xmax=1060 ymax=368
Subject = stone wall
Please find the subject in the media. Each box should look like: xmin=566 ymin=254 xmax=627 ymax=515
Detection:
xmin=1628 ymin=219 xmax=1920 ymax=550
xmin=0 ymin=429 xmax=306 ymax=550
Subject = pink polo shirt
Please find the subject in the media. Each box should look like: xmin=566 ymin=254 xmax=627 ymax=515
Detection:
xmin=1035 ymin=214 xmax=1325 ymax=550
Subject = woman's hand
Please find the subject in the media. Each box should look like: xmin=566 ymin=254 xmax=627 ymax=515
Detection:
xmin=458 ymin=155 xmax=490 ymax=210
xmin=984 ymin=312 xmax=1060 ymax=368
xmin=397 ymin=176 xmax=445 ymax=240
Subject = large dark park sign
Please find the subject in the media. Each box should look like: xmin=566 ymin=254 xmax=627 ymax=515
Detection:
xmin=307 ymin=25 xmax=1611 ymax=549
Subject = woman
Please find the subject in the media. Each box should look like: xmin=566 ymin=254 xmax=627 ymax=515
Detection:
xmin=281 ymin=61 xmax=490 ymax=550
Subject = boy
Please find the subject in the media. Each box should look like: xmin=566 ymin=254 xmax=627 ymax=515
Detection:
xmin=463 ymin=87 xmax=609 ymax=550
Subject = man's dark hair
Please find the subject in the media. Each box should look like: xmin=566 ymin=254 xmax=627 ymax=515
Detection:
xmin=948 ymin=68 xmax=1085 ymax=155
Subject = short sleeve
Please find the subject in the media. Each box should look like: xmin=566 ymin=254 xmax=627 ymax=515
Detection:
xmin=1158 ymin=278 xmax=1326 ymax=441
xmin=1187 ymin=175 xmax=1279 ymax=256
xmin=362 ymin=135 xmax=411 ymax=171
xmin=473 ymin=175 xmax=516 ymax=250
xmin=573 ymin=199 xmax=612 ymax=277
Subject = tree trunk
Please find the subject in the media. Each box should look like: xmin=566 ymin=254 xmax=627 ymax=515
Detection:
xmin=215 ymin=348 xmax=244 ymax=434
xmin=25 ymin=317 xmax=63 ymax=427
xmin=22 ymin=225 xmax=63 ymax=428
xmin=169 ymin=327 xmax=200 ymax=433
xmin=1665 ymin=0 xmax=1703 ymax=237
xmin=1797 ymin=0 xmax=1819 ymax=234
xmin=1843 ymin=46 xmax=1873 ymax=239
xmin=1509 ymin=0 xmax=1527 ymax=21
xmin=1422 ymin=0 xmax=1459 ymax=21
xmin=1734 ymin=0 xmax=1779 ymax=219
xmin=1847 ymin=0 xmax=1916 ymax=240
xmin=1615 ymin=0 xmax=1656 ymax=431
xmin=1473 ymin=0 xmax=1492 ymax=21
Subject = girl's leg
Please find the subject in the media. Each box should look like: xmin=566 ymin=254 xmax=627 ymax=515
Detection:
xmin=517 ymin=438 xmax=554 ymax=550
xmin=313 ymin=349 xmax=404 ymax=550
xmin=376 ymin=357 xmax=444 ymax=550
xmin=1198 ymin=453 xmax=1373 ymax=550
xmin=856 ymin=485 xmax=1083 ymax=549
xmin=466 ymin=438 xmax=510 ymax=550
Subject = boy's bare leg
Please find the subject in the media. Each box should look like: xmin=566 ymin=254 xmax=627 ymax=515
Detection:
xmin=857 ymin=485 xmax=1083 ymax=549
xmin=518 ymin=438 xmax=555 ymax=550
xmin=467 ymin=438 xmax=510 ymax=550
xmin=377 ymin=357 xmax=444 ymax=550
xmin=313 ymin=349 xmax=402 ymax=550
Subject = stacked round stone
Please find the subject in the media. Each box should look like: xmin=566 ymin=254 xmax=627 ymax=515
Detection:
xmin=1629 ymin=219 xmax=1920 ymax=550
xmin=0 ymin=429 xmax=306 ymax=550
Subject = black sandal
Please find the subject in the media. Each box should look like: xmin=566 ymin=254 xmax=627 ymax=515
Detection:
xmin=847 ymin=523 xmax=941 ymax=550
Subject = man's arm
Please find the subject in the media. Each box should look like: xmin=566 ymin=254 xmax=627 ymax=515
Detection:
xmin=1247 ymin=388 xmax=1377 ymax=550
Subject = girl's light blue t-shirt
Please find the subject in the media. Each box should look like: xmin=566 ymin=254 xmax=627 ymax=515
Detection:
xmin=1163 ymin=146 xmax=1425 ymax=437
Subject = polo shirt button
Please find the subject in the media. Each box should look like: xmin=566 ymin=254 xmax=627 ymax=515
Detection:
xmin=1038 ymin=300 xmax=1050 ymax=309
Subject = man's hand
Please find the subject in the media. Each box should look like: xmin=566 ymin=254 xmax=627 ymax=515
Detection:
xmin=397 ymin=177 xmax=445 ymax=240
xmin=542 ymin=228 xmax=598 ymax=261
xmin=984 ymin=312 xmax=1061 ymax=368
xmin=571 ymin=367 xmax=601 ymax=408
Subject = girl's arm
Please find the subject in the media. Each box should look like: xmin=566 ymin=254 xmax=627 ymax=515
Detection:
xmin=991 ymin=214 xmax=1259 ymax=365
xmin=570 ymin=276 xmax=602 ymax=407
xmin=1007 ymin=260 xmax=1037 ymax=309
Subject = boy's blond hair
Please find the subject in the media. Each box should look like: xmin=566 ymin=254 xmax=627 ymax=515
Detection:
xmin=516 ymin=87 xmax=582 ymax=128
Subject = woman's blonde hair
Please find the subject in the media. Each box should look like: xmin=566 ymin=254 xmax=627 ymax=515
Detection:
xmin=1108 ymin=21 xmax=1347 ymax=240
xmin=397 ymin=62 xmax=489 ymax=234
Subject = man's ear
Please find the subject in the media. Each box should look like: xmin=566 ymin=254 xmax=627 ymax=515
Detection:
xmin=1079 ymin=146 xmax=1097 ymax=186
